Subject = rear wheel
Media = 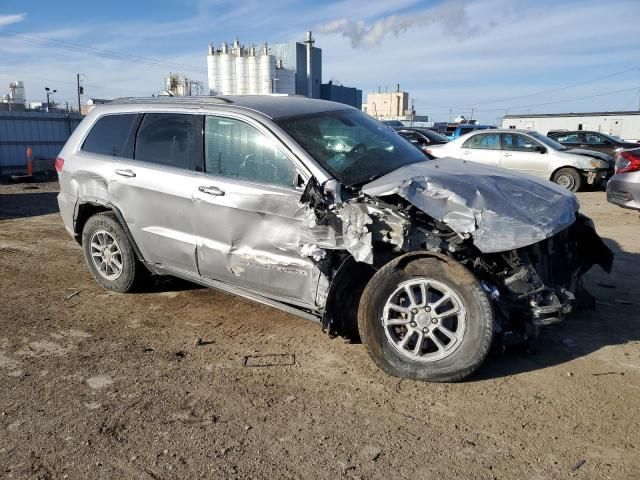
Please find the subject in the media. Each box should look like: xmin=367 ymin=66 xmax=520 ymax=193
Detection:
xmin=358 ymin=255 xmax=494 ymax=382
xmin=552 ymin=167 xmax=582 ymax=192
xmin=82 ymin=212 xmax=147 ymax=292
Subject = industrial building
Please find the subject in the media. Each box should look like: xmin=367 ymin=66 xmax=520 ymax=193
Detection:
xmin=362 ymin=86 xmax=414 ymax=121
xmin=207 ymin=32 xmax=320 ymax=97
xmin=501 ymin=111 xmax=640 ymax=142
xmin=1 ymin=81 xmax=26 ymax=112
xmin=164 ymin=73 xmax=205 ymax=97
xmin=206 ymin=31 xmax=362 ymax=108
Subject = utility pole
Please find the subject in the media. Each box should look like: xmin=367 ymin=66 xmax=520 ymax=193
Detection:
xmin=76 ymin=73 xmax=84 ymax=114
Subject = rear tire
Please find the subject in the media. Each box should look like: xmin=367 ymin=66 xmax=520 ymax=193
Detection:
xmin=552 ymin=167 xmax=582 ymax=192
xmin=358 ymin=255 xmax=494 ymax=382
xmin=81 ymin=212 xmax=147 ymax=293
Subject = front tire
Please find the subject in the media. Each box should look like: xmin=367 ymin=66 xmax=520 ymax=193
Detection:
xmin=81 ymin=212 xmax=146 ymax=293
xmin=358 ymin=255 xmax=494 ymax=382
xmin=552 ymin=167 xmax=583 ymax=192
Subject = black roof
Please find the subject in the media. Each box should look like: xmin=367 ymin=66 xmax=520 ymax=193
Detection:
xmin=109 ymin=95 xmax=353 ymax=119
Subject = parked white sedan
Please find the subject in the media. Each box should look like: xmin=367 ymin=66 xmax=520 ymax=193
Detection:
xmin=427 ymin=129 xmax=612 ymax=191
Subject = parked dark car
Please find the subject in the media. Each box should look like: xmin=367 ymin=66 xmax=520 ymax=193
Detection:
xmin=395 ymin=127 xmax=448 ymax=156
xmin=548 ymin=130 xmax=638 ymax=157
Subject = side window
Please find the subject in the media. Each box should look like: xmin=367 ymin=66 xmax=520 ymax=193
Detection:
xmin=204 ymin=116 xmax=297 ymax=188
xmin=585 ymin=133 xmax=609 ymax=145
xmin=462 ymin=133 xmax=500 ymax=150
xmin=555 ymin=133 xmax=580 ymax=143
xmin=82 ymin=114 xmax=137 ymax=157
xmin=134 ymin=113 xmax=203 ymax=171
xmin=502 ymin=133 xmax=540 ymax=151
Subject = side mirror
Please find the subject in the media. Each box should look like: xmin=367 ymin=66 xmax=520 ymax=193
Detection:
xmin=294 ymin=172 xmax=306 ymax=189
xmin=535 ymin=145 xmax=547 ymax=154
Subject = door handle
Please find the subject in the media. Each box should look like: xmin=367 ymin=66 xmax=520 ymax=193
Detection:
xmin=115 ymin=169 xmax=136 ymax=178
xmin=198 ymin=185 xmax=225 ymax=196
xmin=503 ymin=153 xmax=512 ymax=157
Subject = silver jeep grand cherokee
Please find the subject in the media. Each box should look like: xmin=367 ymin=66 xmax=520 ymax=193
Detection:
xmin=56 ymin=96 xmax=612 ymax=382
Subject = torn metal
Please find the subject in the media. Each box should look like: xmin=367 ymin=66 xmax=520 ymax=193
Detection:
xmin=297 ymin=157 xmax=612 ymax=338
xmin=361 ymin=157 xmax=580 ymax=253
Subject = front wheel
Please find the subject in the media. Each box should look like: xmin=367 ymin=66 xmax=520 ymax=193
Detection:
xmin=552 ymin=167 xmax=583 ymax=192
xmin=358 ymin=255 xmax=494 ymax=382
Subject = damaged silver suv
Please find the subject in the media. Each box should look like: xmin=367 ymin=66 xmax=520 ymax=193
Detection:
xmin=56 ymin=96 xmax=612 ymax=382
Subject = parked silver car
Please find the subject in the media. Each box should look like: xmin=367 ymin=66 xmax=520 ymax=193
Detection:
xmin=607 ymin=147 xmax=640 ymax=210
xmin=428 ymin=129 xmax=612 ymax=191
xmin=56 ymin=96 xmax=612 ymax=382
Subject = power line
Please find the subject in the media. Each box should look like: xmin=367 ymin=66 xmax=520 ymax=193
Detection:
xmin=0 ymin=28 xmax=207 ymax=74
xmin=0 ymin=72 xmax=153 ymax=95
xmin=425 ymin=86 xmax=640 ymax=115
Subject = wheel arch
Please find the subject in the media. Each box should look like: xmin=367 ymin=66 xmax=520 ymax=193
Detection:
xmin=549 ymin=164 xmax=582 ymax=181
xmin=74 ymin=200 xmax=145 ymax=263
xmin=323 ymin=250 xmax=462 ymax=338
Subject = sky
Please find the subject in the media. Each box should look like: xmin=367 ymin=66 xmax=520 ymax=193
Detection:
xmin=1 ymin=0 xmax=639 ymax=123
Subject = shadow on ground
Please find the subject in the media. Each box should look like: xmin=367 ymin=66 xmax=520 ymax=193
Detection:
xmin=0 ymin=191 xmax=60 ymax=219
xmin=474 ymin=236 xmax=639 ymax=381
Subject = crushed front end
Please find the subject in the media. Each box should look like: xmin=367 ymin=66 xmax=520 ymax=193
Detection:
xmin=470 ymin=214 xmax=613 ymax=339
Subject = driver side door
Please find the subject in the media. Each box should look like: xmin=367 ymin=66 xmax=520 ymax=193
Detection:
xmin=500 ymin=133 xmax=548 ymax=178
xmin=194 ymin=115 xmax=322 ymax=308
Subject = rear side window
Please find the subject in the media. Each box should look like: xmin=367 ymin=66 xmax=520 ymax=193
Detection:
xmin=82 ymin=114 xmax=137 ymax=157
xmin=135 ymin=113 xmax=203 ymax=171
xmin=554 ymin=133 xmax=581 ymax=143
xmin=463 ymin=133 xmax=500 ymax=150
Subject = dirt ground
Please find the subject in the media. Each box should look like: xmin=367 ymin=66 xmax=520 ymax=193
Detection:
xmin=0 ymin=180 xmax=638 ymax=480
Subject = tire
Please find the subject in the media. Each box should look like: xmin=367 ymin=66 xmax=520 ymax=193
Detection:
xmin=552 ymin=167 xmax=583 ymax=192
xmin=358 ymin=255 xmax=493 ymax=382
xmin=81 ymin=212 xmax=147 ymax=293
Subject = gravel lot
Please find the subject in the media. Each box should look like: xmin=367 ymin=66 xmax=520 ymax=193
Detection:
xmin=1 ymin=181 xmax=639 ymax=479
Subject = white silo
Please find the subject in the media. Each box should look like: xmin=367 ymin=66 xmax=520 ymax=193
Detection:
xmin=207 ymin=44 xmax=221 ymax=95
xmin=247 ymin=46 xmax=259 ymax=95
xmin=235 ymin=55 xmax=248 ymax=95
xmin=219 ymin=42 xmax=235 ymax=95
xmin=259 ymin=43 xmax=276 ymax=95
xmin=9 ymin=81 xmax=25 ymax=104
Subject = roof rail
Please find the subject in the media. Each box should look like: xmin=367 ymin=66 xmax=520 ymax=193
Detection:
xmin=108 ymin=96 xmax=235 ymax=105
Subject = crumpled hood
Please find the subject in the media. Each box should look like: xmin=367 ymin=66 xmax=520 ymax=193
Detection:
xmin=567 ymin=148 xmax=612 ymax=164
xmin=361 ymin=158 xmax=580 ymax=253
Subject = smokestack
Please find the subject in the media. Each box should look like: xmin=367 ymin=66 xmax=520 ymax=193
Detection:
xmin=305 ymin=31 xmax=314 ymax=98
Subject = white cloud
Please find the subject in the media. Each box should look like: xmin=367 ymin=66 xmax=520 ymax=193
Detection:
xmin=316 ymin=0 xmax=485 ymax=48
xmin=0 ymin=13 xmax=25 ymax=27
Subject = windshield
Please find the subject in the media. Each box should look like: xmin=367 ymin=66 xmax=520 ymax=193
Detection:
xmin=276 ymin=110 xmax=426 ymax=187
xmin=527 ymin=131 xmax=568 ymax=150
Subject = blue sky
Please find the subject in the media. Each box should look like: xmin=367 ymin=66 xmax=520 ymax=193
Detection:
xmin=1 ymin=0 xmax=639 ymax=123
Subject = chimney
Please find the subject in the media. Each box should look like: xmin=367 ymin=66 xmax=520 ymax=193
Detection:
xmin=305 ymin=31 xmax=314 ymax=98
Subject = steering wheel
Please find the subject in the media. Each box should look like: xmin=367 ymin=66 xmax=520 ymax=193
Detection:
xmin=349 ymin=143 xmax=368 ymax=155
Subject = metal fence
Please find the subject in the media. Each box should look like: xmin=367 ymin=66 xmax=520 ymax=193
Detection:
xmin=0 ymin=111 xmax=83 ymax=174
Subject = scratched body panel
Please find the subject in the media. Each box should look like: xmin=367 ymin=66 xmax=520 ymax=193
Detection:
xmin=194 ymin=176 xmax=322 ymax=308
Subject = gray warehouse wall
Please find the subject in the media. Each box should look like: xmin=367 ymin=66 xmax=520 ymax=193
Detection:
xmin=0 ymin=111 xmax=83 ymax=172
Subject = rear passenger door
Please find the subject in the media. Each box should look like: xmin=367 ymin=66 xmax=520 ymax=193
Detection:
xmin=459 ymin=132 xmax=501 ymax=166
xmin=108 ymin=112 xmax=204 ymax=276
xmin=194 ymin=115 xmax=320 ymax=307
